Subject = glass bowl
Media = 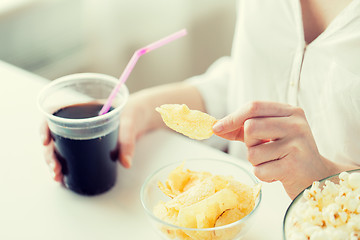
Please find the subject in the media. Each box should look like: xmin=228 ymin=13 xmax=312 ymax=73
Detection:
xmin=140 ymin=158 xmax=262 ymax=240
xmin=283 ymin=169 xmax=360 ymax=240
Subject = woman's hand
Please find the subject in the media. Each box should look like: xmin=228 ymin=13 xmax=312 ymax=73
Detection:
xmin=212 ymin=101 xmax=338 ymax=199
xmin=39 ymin=94 xmax=151 ymax=181
xmin=117 ymin=92 xmax=160 ymax=168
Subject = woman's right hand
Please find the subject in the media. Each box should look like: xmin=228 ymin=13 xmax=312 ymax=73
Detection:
xmin=40 ymin=94 xmax=151 ymax=181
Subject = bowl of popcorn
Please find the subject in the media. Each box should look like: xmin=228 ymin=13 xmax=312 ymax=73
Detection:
xmin=283 ymin=169 xmax=360 ymax=240
xmin=140 ymin=158 xmax=262 ymax=240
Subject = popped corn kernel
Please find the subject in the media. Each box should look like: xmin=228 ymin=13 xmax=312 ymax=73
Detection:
xmin=348 ymin=173 xmax=360 ymax=190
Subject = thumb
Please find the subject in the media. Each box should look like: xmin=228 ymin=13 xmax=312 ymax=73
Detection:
xmin=40 ymin=120 xmax=51 ymax=145
xmin=212 ymin=111 xmax=245 ymax=139
xmin=213 ymin=121 xmax=245 ymax=141
xmin=212 ymin=108 xmax=247 ymax=135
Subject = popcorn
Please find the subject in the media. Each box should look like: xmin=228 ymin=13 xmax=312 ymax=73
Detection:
xmin=348 ymin=173 xmax=360 ymax=190
xmin=286 ymin=171 xmax=360 ymax=240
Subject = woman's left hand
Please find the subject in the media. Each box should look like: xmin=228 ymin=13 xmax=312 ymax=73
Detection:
xmin=212 ymin=101 xmax=336 ymax=199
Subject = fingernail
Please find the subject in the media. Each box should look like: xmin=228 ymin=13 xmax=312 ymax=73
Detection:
xmin=212 ymin=121 xmax=224 ymax=133
xmin=49 ymin=169 xmax=56 ymax=179
xmin=123 ymin=155 xmax=132 ymax=168
xmin=40 ymin=133 xmax=46 ymax=145
xmin=49 ymin=160 xmax=56 ymax=170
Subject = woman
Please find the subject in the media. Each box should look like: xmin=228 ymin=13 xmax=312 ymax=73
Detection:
xmin=42 ymin=0 xmax=360 ymax=199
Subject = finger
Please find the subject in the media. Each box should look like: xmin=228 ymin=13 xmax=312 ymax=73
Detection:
xmin=213 ymin=101 xmax=293 ymax=135
xmin=50 ymin=160 xmax=63 ymax=183
xmin=40 ymin=120 xmax=51 ymax=146
xmin=253 ymin=159 xmax=286 ymax=183
xmin=52 ymin=158 xmax=62 ymax=175
xmin=254 ymin=159 xmax=313 ymax=200
xmin=44 ymin=141 xmax=56 ymax=165
xmin=215 ymin=114 xmax=290 ymax=142
xmin=43 ymin=141 xmax=63 ymax=182
xmin=243 ymin=117 xmax=289 ymax=147
xmin=119 ymin=118 xmax=137 ymax=168
xmin=247 ymin=138 xmax=289 ymax=166
xmin=53 ymin=173 xmax=63 ymax=183
xmin=213 ymin=126 xmax=244 ymax=141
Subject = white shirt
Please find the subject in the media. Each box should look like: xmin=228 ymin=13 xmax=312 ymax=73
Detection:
xmin=188 ymin=0 xmax=360 ymax=166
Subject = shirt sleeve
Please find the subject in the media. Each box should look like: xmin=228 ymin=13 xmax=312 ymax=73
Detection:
xmin=185 ymin=56 xmax=232 ymax=120
xmin=186 ymin=56 xmax=232 ymax=151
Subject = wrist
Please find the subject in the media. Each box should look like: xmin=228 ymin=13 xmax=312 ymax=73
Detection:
xmin=124 ymin=81 xmax=205 ymax=136
xmin=321 ymin=156 xmax=359 ymax=177
xmin=126 ymin=89 xmax=165 ymax=135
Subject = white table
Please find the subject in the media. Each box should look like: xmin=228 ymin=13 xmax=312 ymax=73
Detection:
xmin=0 ymin=60 xmax=291 ymax=240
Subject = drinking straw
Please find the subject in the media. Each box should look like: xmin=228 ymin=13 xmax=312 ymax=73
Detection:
xmin=99 ymin=28 xmax=187 ymax=115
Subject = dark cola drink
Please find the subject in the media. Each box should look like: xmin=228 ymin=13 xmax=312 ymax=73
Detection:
xmin=52 ymin=102 xmax=119 ymax=196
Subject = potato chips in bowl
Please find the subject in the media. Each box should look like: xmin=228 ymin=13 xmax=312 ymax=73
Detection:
xmin=140 ymin=158 xmax=262 ymax=240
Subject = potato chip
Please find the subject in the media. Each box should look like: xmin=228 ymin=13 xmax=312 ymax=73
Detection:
xmin=177 ymin=188 xmax=239 ymax=228
xmin=155 ymin=104 xmax=217 ymax=140
xmin=183 ymin=171 xmax=212 ymax=192
xmin=211 ymin=175 xmax=233 ymax=192
xmin=215 ymin=208 xmax=246 ymax=227
xmin=175 ymin=230 xmax=192 ymax=240
xmin=153 ymin=201 xmax=180 ymax=239
xmin=158 ymin=163 xmax=191 ymax=198
xmin=185 ymin=213 xmax=213 ymax=240
xmin=153 ymin=201 xmax=179 ymax=224
xmin=178 ymin=189 xmax=239 ymax=240
xmin=165 ymin=178 xmax=216 ymax=210
xmin=213 ymin=209 xmax=245 ymax=240
xmin=226 ymin=180 xmax=258 ymax=215
xmin=158 ymin=163 xmax=212 ymax=198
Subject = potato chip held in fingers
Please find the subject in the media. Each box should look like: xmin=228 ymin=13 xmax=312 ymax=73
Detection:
xmin=155 ymin=104 xmax=217 ymax=140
